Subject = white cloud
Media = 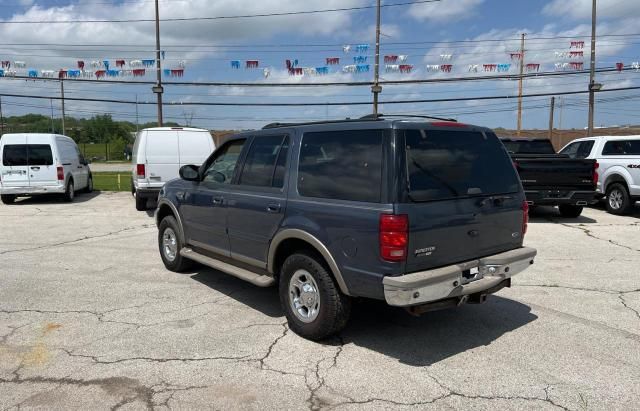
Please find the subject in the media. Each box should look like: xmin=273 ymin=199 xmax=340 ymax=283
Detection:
xmin=0 ymin=0 xmax=367 ymax=70
xmin=543 ymin=0 xmax=640 ymax=20
xmin=408 ymin=0 xmax=484 ymax=22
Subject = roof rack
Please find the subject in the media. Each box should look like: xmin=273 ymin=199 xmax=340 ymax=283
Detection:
xmin=359 ymin=113 xmax=458 ymax=122
xmin=262 ymin=117 xmax=382 ymax=130
xmin=261 ymin=113 xmax=458 ymax=130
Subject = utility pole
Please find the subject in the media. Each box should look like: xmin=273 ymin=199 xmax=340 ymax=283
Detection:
xmin=0 ymin=95 xmax=4 ymax=135
xmin=516 ymin=33 xmax=526 ymax=136
xmin=587 ymin=0 xmax=597 ymax=136
xmin=371 ymin=0 xmax=382 ymax=116
xmin=50 ymin=99 xmax=54 ymax=133
xmin=548 ymin=96 xmax=555 ymax=145
xmin=135 ymin=94 xmax=139 ymax=132
xmin=558 ymin=97 xmax=564 ymax=130
xmin=152 ymin=0 xmax=164 ymax=127
xmin=60 ymin=79 xmax=66 ymax=135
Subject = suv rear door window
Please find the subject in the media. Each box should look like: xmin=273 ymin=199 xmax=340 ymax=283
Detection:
xmin=238 ymin=135 xmax=289 ymax=188
xmin=405 ymin=129 xmax=520 ymax=202
xmin=298 ymin=130 xmax=383 ymax=203
xmin=602 ymin=140 xmax=640 ymax=155
xmin=2 ymin=144 xmax=53 ymax=166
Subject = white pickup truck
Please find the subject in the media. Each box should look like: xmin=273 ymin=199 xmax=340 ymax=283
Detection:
xmin=560 ymin=136 xmax=640 ymax=215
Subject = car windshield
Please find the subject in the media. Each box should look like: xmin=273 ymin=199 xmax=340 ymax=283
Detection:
xmin=501 ymin=139 xmax=556 ymax=154
xmin=405 ymin=129 xmax=520 ymax=202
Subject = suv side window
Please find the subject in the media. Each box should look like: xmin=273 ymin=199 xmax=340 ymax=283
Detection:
xmin=576 ymin=140 xmax=595 ymax=158
xmin=602 ymin=140 xmax=640 ymax=156
xmin=238 ymin=135 xmax=289 ymax=188
xmin=202 ymin=139 xmax=246 ymax=185
xmin=298 ymin=130 xmax=383 ymax=203
xmin=560 ymin=142 xmax=580 ymax=158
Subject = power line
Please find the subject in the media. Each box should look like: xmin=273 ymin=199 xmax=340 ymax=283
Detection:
xmin=3 ymin=85 xmax=640 ymax=107
xmin=2 ymin=66 xmax=635 ymax=88
xmin=0 ymin=0 xmax=441 ymax=24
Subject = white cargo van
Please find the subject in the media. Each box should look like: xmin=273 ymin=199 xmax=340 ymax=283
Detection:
xmin=0 ymin=133 xmax=92 ymax=204
xmin=132 ymin=127 xmax=215 ymax=210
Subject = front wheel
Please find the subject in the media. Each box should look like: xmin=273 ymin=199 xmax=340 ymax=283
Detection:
xmin=158 ymin=216 xmax=193 ymax=272
xmin=606 ymin=183 xmax=633 ymax=215
xmin=63 ymin=180 xmax=75 ymax=202
xmin=279 ymin=253 xmax=351 ymax=341
xmin=1 ymin=195 xmax=16 ymax=205
xmin=558 ymin=204 xmax=583 ymax=218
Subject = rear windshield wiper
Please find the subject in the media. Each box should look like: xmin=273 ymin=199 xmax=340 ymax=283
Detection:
xmin=410 ymin=158 xmax=459 ymax=198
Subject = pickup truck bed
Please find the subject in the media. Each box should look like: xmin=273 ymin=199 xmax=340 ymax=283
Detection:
xmin=501 ymin=138 xmax=599 ymax=217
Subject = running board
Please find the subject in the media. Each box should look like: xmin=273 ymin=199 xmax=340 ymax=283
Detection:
xmin=180 ymin=248 xmax=275 ymax=287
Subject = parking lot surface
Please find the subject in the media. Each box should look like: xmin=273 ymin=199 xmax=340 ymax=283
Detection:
xmin=1 ymin=193 xmax=639 ymax=410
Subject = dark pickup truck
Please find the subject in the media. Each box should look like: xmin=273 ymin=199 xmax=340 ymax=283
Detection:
xmin=500 ymin=138 xmax=599 ymax=218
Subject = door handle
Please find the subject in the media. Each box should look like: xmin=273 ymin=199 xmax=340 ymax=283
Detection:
xmin=30 ymin=166 xmax=40 ymax=171
xmin=267 ymin=204 xmax=281 ymax=213
xmin=77 ymin=165 xmax=83 ymax=169
xmin=213 ymin=197 xmax=224 ymax=205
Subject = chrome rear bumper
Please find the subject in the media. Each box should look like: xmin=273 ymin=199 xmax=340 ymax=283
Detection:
xmin=383 ymin=247 xmax=537 ymax=307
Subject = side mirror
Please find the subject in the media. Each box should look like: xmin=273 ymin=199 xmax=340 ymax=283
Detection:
xmin=179 ymin=164 xmax=200 ymax=181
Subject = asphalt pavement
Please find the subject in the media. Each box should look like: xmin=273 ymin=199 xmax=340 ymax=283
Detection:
xmin=1 ymin=193 xmax=639 ymax=410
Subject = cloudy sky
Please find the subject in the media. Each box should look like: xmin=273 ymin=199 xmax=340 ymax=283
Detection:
xmin=0 ymin=0 xmax=639 ymax=130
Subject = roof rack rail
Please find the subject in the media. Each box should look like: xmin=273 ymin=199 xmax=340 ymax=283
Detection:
xmin=359 ymin=113 xmax=458 ymax=122
xmin=261 ymin=117 xmax=381 ymax=129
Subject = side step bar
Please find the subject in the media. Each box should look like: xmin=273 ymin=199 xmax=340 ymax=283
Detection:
xmin=180 ymin=248 xmax=275 ymax=287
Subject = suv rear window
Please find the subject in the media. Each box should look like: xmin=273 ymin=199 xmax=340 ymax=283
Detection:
xmin=298 ymin=130 xmax=383 ymax=203
xmin=2 ymin=144 xmax=54 ymax=166
xmin=405 ymin=129 xmax=520 ymax=202
xmin=602 ymin=140 xmax=640 ymax=156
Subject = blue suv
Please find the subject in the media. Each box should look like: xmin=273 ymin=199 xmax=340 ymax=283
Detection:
xmin=155 ymin=116 xmax=537 ymax=340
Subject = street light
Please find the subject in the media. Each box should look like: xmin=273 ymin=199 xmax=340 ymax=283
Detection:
xmin=589 ymin=82 xmax=603 ymax=92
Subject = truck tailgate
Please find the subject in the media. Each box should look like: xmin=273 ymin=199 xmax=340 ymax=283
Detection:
xmin=515 ymin=157 xmax=596 ymax=189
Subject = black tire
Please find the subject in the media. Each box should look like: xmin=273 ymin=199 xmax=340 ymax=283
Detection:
xmin=558 ymin=204 xmax=583 ymax=218
xmin=1 ymin=195 xmax=16 ymax=205
xmin=63 ymin=180 xmax=75 ymax=202
xmin=135 ymin=193 xmax=147 ymax=211
xmin=279 ymin=252 xmax=351 ymax=341
xmin=158 ymin=216 xmax=193 ymax=272
xmin=85 ymin=175 xmax=94 ymax=193
xmin=606 ymin=183 xmax=633 ymax=215
xmin=131 ymin=179 xmax=136 ymax=197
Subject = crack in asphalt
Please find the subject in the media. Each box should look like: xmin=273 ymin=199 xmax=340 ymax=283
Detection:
xmin=0 ymin=374 xmax=208 ymax=411
xmin=61 ymin=348 xmax=251 ymax=365
xmin=305 ymin=336 xmax=345 ymax=410
xmin=0 ymin=224 xmax=154 ymax=256
xmin=618 ymin=294 xmax=640 ymax=321
xmin=546 ymin=218 xmax=640 ymax=253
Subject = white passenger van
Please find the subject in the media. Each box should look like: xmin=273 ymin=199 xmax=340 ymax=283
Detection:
xmin=132 ymin=127 xmax=215 ymax=210
xmin=0 ymin=133 xmax=92 ymax=204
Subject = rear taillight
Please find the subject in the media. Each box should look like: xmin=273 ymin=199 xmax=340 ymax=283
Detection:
xmin=136 ymin=164 xmax=146 ymax=179
xmin=522 ymin=201 xmax=529 ymax=237
xmin=380 ymin=214 xmax=408 ymax=262
xmin=593 ymin=161 xmax=599 ymax=186
xmin=57 ymin=166 xmax=64 ymax=181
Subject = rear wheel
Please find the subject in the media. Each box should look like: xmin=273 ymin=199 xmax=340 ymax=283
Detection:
xmin=606 ymin=183 xmax=633 ymax=215
xmin=63 ymin=180 xmax=75 ymax=202
xmin=1 ymin=195 xmax=16 ymax=205
xmin=558 ymin=205 xmax=583 ymax=218
xmin=279 ymin=252 xmax=351 ymax=341
xmin=158 ymin=216 xmax=193 ymax=272
xmin=135 ymin=193 xmax=147 ymax=211
xmin=85 ymin=175 xmax=94 ymax=193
